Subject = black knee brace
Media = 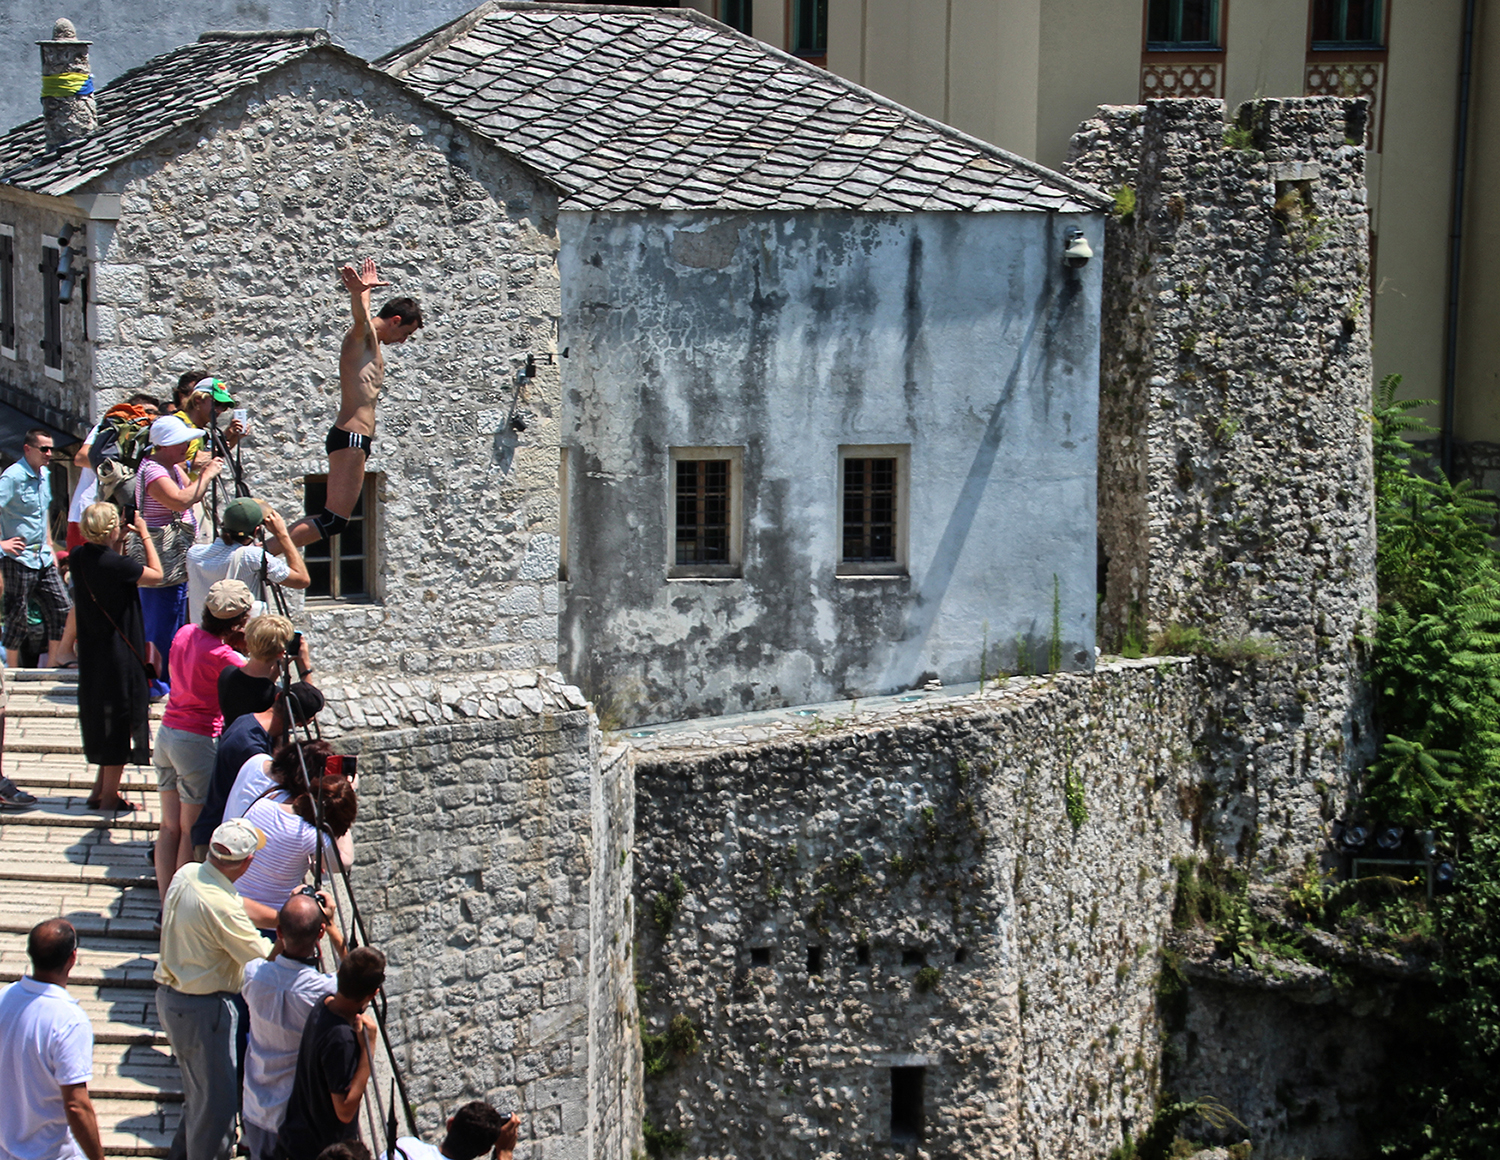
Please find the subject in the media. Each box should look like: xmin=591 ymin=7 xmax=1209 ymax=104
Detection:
xmin=312 ymin=507 xmax=349 ymax=540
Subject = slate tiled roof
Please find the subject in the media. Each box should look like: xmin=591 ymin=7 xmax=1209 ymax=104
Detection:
xmin=0 ymin=31 xmax=332 ymax=197
xmin=379 ymin=2 xmax=1109 ymax=214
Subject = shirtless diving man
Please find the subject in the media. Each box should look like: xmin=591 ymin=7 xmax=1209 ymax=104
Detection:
xmin=288 ymin=258 xmax=422 ymax=547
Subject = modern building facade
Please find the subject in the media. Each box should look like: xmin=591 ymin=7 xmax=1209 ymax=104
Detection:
xmin=687 ymin=0 xmax=1500 ymax=483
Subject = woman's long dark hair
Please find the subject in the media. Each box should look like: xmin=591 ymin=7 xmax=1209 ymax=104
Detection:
xmin=268 ymin=738 xmax=332 ymax=800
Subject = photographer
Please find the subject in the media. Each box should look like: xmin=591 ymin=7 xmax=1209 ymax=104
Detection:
xmin=221 ymin=615 xmax=312 ymax=728
xmin=187 ymin=498 xmax=309 ymax=626
xmin=235 ymin=771 xmax=357 ymax=934
xmin=241 ymin=891 xmax=346 ymax=1160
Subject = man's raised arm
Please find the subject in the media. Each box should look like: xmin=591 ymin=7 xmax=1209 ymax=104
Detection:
xmin=340 ymin=258 xmax=388 ymax=344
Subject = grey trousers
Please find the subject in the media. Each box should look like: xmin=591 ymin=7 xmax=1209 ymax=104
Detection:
xmin=156 ymin=985 xmax=240 ymax=1160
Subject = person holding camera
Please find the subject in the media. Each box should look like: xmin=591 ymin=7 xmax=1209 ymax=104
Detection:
xmin=187 ymin=498 xmax=309 ymax=626
xmin=70 ymin=502 xmax=162 ymax=813
xmin=240 ymin=890 xmax=346 ymax=1160
xmin=379 ymin=1102 xmax=521 ymax=1160
xmin=234 ymin=771 xmax=357 ymax=934
xmin=220 ymin=615 xmax=313 ymax=728
xmin=136 ymin=414 xmax=225 ymax=695
xmin=275 ymin=946 xmax=387 ymax=1160
xmin=154 ymin=580 xmax=252 ymax=901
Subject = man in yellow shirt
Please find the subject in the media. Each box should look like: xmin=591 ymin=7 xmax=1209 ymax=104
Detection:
xmin=156 ymin=818 xmax=278 ymax=1160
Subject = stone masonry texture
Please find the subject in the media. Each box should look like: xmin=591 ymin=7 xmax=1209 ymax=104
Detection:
xmin=1067 ymin=97 xmax=1378 ymax=872
xmin=73 ymin=50 xmax=563 ymax=676
xmin=634 ymin=660 xmax=1209 ymax=1159
xmin=329 ymin=670 xmax=640 ymax=1160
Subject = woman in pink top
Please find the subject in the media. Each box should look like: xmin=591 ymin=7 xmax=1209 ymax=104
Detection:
xmin=136 ymin=413 xmax=224 ymax=697
xmin=151 ymin=579 xmax=250 ymax=899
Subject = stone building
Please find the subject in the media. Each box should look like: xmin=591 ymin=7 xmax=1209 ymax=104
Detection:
xmin=0 ymin=26 xmax=565 ymax=676
xmin=380 ymin=1 xmax=1110 ymax=723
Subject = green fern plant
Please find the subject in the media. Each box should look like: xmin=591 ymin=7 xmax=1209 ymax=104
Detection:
xmin=1367 ymin=375 xmax=1500 ymax=824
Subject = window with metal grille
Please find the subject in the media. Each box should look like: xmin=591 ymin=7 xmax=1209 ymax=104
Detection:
xmin=40 ymin=244 xmax=61 ymax=371
xmin=676 ymin=459 xmax=730 ymax=565
xmin=0 ymin=229 xmax=15 ymax=353
xmin=1311 ymin=0 xmax=1382 ymax=48
xmin=843 ymin=457 xmax=896 ymax=562
xmin=791 ymin=0 xmax=828 ymax=58
xmin=1145 ymin=0 xmax=1221 ymax=49
xmin=720 ymin=0 xmax=752 ymax=33
xmin=302 ymin=473 xmax=375 ymax=600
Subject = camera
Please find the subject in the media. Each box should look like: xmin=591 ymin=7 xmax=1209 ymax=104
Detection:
xmin=325 ymin=754 xmax=357 ymax=779
xmin=289 ymin=631 xmax=303 ymax=653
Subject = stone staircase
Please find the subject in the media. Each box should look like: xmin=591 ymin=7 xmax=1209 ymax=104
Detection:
xmin=0 ymin=669 xmax=179 ymax=1157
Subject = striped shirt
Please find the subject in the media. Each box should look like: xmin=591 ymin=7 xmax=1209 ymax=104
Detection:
xmin=135 ymin=459 xmax=197 ymax=531
xmin=236 ymin=798 xmax=330 ymax=912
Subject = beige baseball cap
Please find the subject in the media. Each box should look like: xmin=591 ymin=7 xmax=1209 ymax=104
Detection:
xmin=209 ymin=818 xmax=266 ymax=863
xmin=205 ymin=579 xmax=254 ymax=619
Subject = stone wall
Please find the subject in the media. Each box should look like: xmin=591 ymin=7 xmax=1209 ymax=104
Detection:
xmin=333 ymin=670 xmax=641 ymax=1160
xmin=632 ymin=659 xmax=1211 ymax=1160
xmin=0 ymin=193 xmax=94 ymax=433
xmin=1067 ymin=97 xmax=1378 ymax=870
xmin=560 ymin=208 xmax=1104 ymax=726
xmin=76 ymin=48 xmax=562 ymax=676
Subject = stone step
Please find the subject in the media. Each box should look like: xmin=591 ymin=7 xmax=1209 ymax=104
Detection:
xmin=0 ymin=862 xmax=157 ymax=887
xmin=0 ymin=823 xmax=159 ymax=868
xmin=96 ymin=1097 xmax=178 ymax=1157
xmin=0 ymin=809 xmax=160 ymax=832
xmin=0 ymin=879 xmax=160 ymax=939
xmin=0 ymin=935 xmax=159 ymax=987
xmin=5 ymin=668 xmax=80 ymax=683
xmin=90 ymin=1039 xmax=183 ymax=1096
xmin=9 ymin=780 xmax=162 ymax=798
xmin=4 ymin=701 xmax=166 ymax=721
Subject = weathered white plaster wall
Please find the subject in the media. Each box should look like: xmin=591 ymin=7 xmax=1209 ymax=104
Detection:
xmin=560 ymin=209 xmax=1103 ymax=725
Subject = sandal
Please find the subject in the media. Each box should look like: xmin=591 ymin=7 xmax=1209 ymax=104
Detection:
xmin=88 ymin=796 xmax=137 ymax=813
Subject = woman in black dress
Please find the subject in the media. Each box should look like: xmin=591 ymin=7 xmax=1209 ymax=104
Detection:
xmin=71 ymin=502 xmax=162 ymax=811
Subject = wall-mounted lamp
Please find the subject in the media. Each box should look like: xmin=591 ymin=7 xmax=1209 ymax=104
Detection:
xmin=1063 ymin=229 xmax=1093 ymax=269
xmin=56 ymin=223 xmax=86 ymax=303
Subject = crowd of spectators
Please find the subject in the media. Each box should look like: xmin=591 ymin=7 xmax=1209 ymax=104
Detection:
xmin=0 ymin=379 xmax=520 ymax=1158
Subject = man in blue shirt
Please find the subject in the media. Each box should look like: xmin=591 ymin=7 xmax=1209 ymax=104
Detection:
xmin=0 ymin=429 xmax=71 ymax=670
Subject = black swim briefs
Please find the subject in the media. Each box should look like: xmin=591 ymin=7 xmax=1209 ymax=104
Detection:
xmin=325 ymin=425 xmax=373 ymax=457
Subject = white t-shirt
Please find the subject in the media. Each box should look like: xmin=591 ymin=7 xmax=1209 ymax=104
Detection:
xmin=225 ymin=755 xmax=279 ymax=823
xmin=186 ymin=539 xmax=292 ymax=625
xmin=381 ymin=1140 xmax=444 ymax=1160
xmin=67 ymin=423 xmax=105 ymax=523
xmin=0 ymin=977 xmax=94 ymax=1160
xmin=240 ymin=957 xmax=337 ymax=1132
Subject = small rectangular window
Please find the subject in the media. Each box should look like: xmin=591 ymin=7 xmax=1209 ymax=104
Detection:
xmin=806 ymin=946 xmax=824 ymax=974
xmin=670 ymin=446 xmax=743 ymax=579
xmin=303 ymin=473 xmax=376 ymax=600
xmin=1311 ymin=0 xmax=1382 ymax=48
xmin=891 ymin=1067 xmax=924 ymax=1143
xmin=40 ymin=242 xmax=62 ymax=375
xmin=838 ymin=445 xmax=908 ymax=576
xmin=792 ymin=0 xmax=828 ymax=58
xmin=1145 ymin=0 xmax=1221 ymax=49
xmin=0 ymin=225 xmax=15 ymax=356
xmin=750 ymin=947 xmax=772 ymax=967
xmin=720 ymin=0 xmax=752 ymax=33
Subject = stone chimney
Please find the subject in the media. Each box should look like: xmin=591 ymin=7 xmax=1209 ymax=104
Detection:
xmin=38 ymin=18 xmax=97 ymax=151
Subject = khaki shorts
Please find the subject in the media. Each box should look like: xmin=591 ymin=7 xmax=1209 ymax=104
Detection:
xmin=153 ymin=726 xmax=217 ymax=806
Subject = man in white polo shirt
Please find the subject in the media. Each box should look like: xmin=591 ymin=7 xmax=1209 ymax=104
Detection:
xmin=0 ymin=918 xmax=104 ymax=1160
